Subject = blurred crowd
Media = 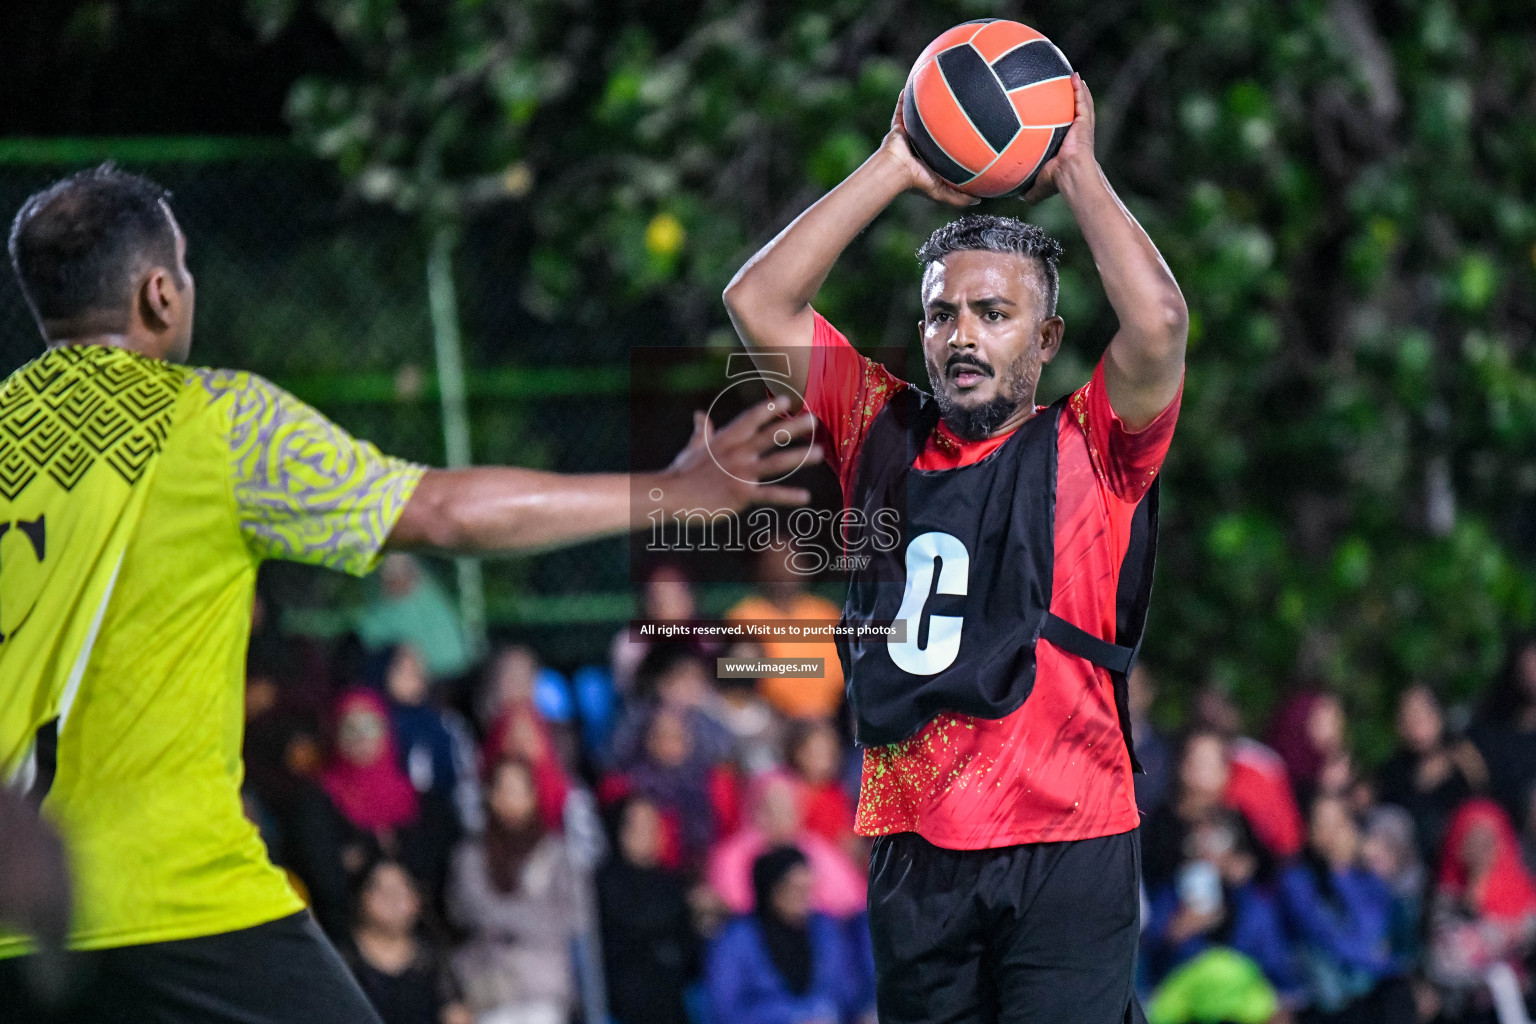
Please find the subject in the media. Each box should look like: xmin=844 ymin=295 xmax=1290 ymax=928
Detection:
xmin=1132 ymin=660 xmax=1536 ymax=1024
xmin=240 ymin=552 xmax=1536 ymax=1024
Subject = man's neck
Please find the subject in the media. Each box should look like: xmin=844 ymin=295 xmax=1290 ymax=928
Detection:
xmin=935 ymin=404 xmax=1041 ymax=449
xmin=990 ymin=399 xmax=1042 ymax=438
xmin=47 ymin=333 xmax=153 ymax=357
xmin=937 ymin=401 xmax=1041 ymax=446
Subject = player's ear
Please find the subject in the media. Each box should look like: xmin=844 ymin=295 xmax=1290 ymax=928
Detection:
xmin=1039 ymin=315 xmax=1065 ymax=363
xmin=137 ymin=267 xmax=178 ymax=331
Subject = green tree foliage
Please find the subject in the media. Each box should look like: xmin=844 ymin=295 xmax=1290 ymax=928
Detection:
xmin=254 ymin=0 xmax=1536 ymax=751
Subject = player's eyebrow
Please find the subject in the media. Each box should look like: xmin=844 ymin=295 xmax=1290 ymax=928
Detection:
xmin=968 ymin=295 xmax=1016 ymax=308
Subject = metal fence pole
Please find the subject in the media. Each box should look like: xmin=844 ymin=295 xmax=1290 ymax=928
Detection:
xmin=425 ymin=222 xmax=487 ymax=654
xmin=563 ymin=788 xmax=610 ymax=1024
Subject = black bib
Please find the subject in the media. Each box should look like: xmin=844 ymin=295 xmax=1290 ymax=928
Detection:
xmin=837 ymin=386 xmax=1157 ymax=771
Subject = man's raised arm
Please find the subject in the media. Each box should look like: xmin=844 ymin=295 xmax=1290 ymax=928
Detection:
xmin=722 ymin=106 xmax=975 ymax=406
xmin=388 ymin=402 xmax=819 ymax=554
xmin=1023 ymin=74 xmax=1188 ymax=430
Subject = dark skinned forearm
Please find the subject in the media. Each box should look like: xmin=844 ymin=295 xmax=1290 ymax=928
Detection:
xmin=384 ymin=404 xmax=819 ymax=555
xmin=388 ymin=466 xmax=721 ymax=555
xmin=723 ymin=117 xmax=973 ymax=404
xmin=387 ymin=467 xmax=636 ymax=555
xmin=1056 ymin=159 xmax=1188 ymax=430
xmin=722 ymin=153 xmax=908 ymax=404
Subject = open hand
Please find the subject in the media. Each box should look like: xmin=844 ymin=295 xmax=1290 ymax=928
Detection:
xmin=1022 ymin=73 xmax=1097 ymax=204
xmin=882 ymin=94 xmax=979 ymax=208
xmin=662 ymin=399 xmax=822 ymax=512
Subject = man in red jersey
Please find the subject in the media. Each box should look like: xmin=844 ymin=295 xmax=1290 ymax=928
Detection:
xmin=723 ymin=72 xmax=1186 ymax=1024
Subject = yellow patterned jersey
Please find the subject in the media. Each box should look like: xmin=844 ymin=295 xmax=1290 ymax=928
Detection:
xmin=0 ymin=345 xmax=423 ymax=954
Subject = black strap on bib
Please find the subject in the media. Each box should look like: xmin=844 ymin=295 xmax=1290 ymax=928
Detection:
xmin=1043 ymin=480 xmax=1159 ymax=773
xmin=838 ymin=385 xmax=1160 ymax=773
xmin=1041 ymin=614 xmax=1135 ymax=675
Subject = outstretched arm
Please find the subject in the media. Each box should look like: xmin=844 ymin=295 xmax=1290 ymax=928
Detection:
xmin=1024 ymin=74 xmax=1187 ymax=430
xmin=387 ymin=402 xmax=819 ymax=554
xmin=722 ymin=105 xmax=975 ymax=406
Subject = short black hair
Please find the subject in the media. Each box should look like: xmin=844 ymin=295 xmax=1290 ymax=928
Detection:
xmin=633 ymin=641 xmax=708 ymax=701
xmin=8 ymin=163 xmax=181 ymax=334
xmin=917 ymin=214 xmax=1063 ymax=316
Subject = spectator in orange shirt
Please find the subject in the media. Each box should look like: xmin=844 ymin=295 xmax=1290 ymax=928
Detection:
xmin=725 ymin=537 xmax=845 ymax=720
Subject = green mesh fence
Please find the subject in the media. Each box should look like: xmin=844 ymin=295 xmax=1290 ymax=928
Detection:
xmin=0 ymin=140 xmax=754 ymax=664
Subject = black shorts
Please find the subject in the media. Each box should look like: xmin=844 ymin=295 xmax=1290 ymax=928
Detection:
xmin=868 ymin=829 xmax=1147 ymax=1024
xmin=0 ymin=911 xmax=382 ymax=1024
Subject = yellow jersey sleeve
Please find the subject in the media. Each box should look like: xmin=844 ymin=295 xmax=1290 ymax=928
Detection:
xmin=193 ymin=369 xmax=424 ymax=575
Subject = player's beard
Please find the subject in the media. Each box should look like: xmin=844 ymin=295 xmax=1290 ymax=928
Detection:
xmin=926 ymin=347 xmax=1039 ymax=442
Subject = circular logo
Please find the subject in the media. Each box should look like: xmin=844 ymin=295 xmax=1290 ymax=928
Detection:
xmin=704 ymin=378 xmax=816 ymax=486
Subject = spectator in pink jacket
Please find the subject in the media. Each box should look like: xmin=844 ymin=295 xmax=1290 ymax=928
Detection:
xmin=707 ymin=772 xmax=866 ymax=920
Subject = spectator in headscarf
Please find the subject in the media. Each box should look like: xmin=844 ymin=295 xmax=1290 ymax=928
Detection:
xmin=610 ymin=563 xmax=703 ymax=694
xmin=290 ymin=688 xmax=457 ymax=938
xmin=1278 ymin=794 xmax=1413 ymax=1023
xmin=1359 ymin=805 xmax=1427 ymax=968
xmin=707 ymin=845 xmax=870 ymax=1024
xmin=376 ymin=644 xmax=480 ymax=835
xmin=323 ymin=690 xmax=423 ymax=833
xmin=715 ymin=644 xmax=784 ymax=776
xmin=1470 ymin=633 xmax=1536 ymax=826
xmin=1144 ymin=731 xmax=1285 ymax=890
xmin=447 ymin=759 xmax=581 ymax=1024
xmin=783 ymin=719 xmax=857 ymax=854
xmin=1269 ymin=690 xmax=1355 ymax=808
xmin=1376 ymin=683 xmax=1487 ymax=868
xmin=1190 ymin=685 xmax=1305 ymax=860
xmin=1424 ymin=798 xmax=1536 ymax=1014
xmin=479 ymin=646 xmax=572 ymax=833
xmin=343 ymin=858 xmax=470 ymax=1024
xmin=619 ymin=705 xmax=726 ymax=868
xmin=597 ymin=796 xmax=701 ymax=1024
xmin=609 ymin=643 xmax=734 ymax=770
xmin=707 ymin=772 xmax=866 ymax=921
xmin=356 ymin=554 xmax=476 ymax=681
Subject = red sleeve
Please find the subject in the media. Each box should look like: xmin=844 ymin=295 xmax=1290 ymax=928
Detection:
xmin=707 ymin=764 xmax=743 ymax=839
xmin=804 ymin=311 xmax=907 ymax=500
xmin=1224 ymin=759 xmax=1305 ymax=859
xmin=1067 ymin=359 xmax=1183 ymax=504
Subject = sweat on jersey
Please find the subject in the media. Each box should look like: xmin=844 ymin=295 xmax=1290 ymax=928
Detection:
xmin=0 ymin=345 xmax=422 ymax=954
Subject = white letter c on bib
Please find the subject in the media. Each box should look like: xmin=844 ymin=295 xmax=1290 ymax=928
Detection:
xmin=888 ymin=531 xmax=968 ymax=675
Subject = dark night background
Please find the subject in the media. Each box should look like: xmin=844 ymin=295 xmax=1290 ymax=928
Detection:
xmin=0 ymin=1 xmax=337 ymax=136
